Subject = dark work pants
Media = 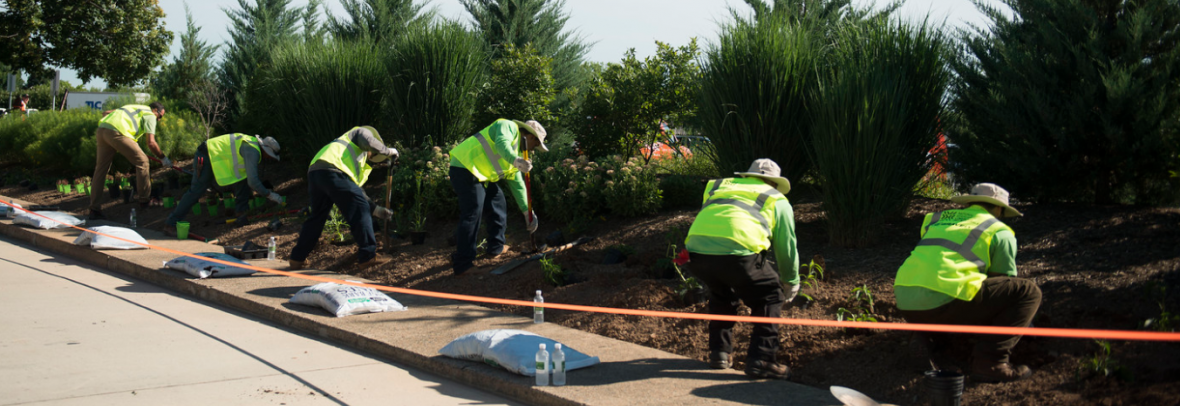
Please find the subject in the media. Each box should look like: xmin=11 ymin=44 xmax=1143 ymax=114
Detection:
xmin=900 ymin=276 xmax=1042 ymax=364
xmin=689 ymin=252 xmax=786 ymax=363
xmin=290 ymin=170 xmax=377 ymax=263
xmin=166 ymin=146 xmax=253 ymax=226
xmin=449 ymin=166 xmax=507 ymax=274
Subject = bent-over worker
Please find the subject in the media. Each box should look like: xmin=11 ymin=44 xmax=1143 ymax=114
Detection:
xmin=289 ymin=126 xmax=398 ymax=270
xmin=684 ymin=158 xmax=799 ymax=380
xmin=88 ymin=102 xmax=168 ymax=219
xmin=893 ymin=183 xmax=1041 ymax=383
xmin=448 ymin=119 xmax=547 ymax=275
xmin=163 ymin=133 xmax=283 ymax=235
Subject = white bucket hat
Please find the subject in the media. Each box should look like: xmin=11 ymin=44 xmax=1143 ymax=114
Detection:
xmin=257 ymin=135 xmax=281 ymax=161
xmin=735 ymin=158 xmax=791 ymax=194
xmin=950 ymin=183 xmax=1023 ymax=217
xmin=513 ymin=120 xmax=548 ymax=152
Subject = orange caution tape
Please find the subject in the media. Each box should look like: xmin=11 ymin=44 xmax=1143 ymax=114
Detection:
xmin=5 ymin=197 xmax=1180 ymax=342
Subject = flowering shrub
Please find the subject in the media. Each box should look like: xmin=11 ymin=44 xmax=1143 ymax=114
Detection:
xmin=536 ymin=155 xmax=662 ymax=224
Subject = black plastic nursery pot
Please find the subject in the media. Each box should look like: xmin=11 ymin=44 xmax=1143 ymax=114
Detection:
xmin=108 ymin=184 xmax=120 ymax=199
xmin=923 ymin=369 xmax=964 ymax=406
xmin=121 ymin=189 xmax=133 ymax=204
xmin=409 ymin=231 xmax=427 ymax=245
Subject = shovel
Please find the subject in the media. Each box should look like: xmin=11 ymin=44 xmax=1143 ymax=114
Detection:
xmin=492 ymin=236 xmax=594 ymax=275
xmin=148 ymin=155 xmax=193 ymax=175
xmin=520 ymin=150 xmax=547 ymax=255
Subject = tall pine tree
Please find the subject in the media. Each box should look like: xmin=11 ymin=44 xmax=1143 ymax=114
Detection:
xmin=154 ymin=4 xmax=219 ymax=104
xmin=461 ymin=0 xmax=590 ymax=92
xmin=220 ymin=0 xmax=304 ymax=123
xmin=327 ymin=0 xmax=434 ymax=43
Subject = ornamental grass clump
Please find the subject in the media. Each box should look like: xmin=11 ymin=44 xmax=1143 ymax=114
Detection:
xmin=808 ymin=20 xmax=951 ymax=247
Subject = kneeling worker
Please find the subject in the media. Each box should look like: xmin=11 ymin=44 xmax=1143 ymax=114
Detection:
xmin=448 ymin=119 xmax=547 ymax=275
xmin=684 ymin=158 xmax=799 ymax=380
xmin=163 ymin=133 xmax=283 ymax=235
xmin=289 ymin=126 xmax=398 ymax=270
xmin=893 ymin=183 xmax=1041 ymax=383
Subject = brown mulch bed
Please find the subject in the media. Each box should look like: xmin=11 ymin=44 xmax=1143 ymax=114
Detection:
xmin=4 ymin=161 xmax=1179 ymax=405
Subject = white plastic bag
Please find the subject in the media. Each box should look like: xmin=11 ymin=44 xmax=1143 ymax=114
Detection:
xmin=290 ymin=282 xmax=407 ymax=317
xmin=438 ymin=329 xmax=600 ymax=376
xmin=164 ymin=252 xmax=257 ymax=279
xmin=0 ymin=202 xmax=21 ymax=218
xmin=73 ymin=226 xmax=148 ymax=250
xmin=14 ymin=211 xmax=83 ymax=229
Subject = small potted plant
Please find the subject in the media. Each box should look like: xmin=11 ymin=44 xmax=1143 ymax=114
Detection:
xmin=326 ymin=206 xmax=353 ymax=245
xmin=408 ymin=174 xmax=429 ymax=245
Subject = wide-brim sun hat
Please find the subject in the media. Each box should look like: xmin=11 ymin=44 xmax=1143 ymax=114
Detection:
xmin=950 ymin=182 xmax=1023 ymax=218
xmin=735 ymin=158 xmax=791 ymax=194
xmin=513 ymin=120 xmax=548 ymax=152
xmin=258 ymin=135 xmax=281 ymax=161
xmin=359 ymin=126 xmax=391 ymax=163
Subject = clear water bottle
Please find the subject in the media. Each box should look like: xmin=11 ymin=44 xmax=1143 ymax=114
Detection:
xmin=534 ymin=290 xmax=544 ymax=324
xmin=129 ymin=208 xmax=137 ymax=228
xmin=267 ymin=237 xmax=276 ymax=261
xmin=535 ymin=343 xmax=549 ymax=386
xmin=552 ymin=343 xmax=566 ymax=386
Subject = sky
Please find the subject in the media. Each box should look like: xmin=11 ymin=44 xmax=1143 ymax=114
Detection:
xmin=56 ymin=0 xmax=1006 ymax=89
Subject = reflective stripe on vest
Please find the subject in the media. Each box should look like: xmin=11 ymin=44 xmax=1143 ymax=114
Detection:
xmin=332 ymin=138 xmax=365 ymax=178
xmin=118 ymin=107 xmax=143 ymax=134
xmin=916 ymin=217 xmax=1000 ymax=270
xmin=100 ymin=104 xmax=152 ymax=140
xmin=686 ymin=177 xmax=784 ymax=253
xmin=701 ymin=188 xmax=779 ymax=236
xmin=474 ymin=132 xmax=505 ymax=179
xmin=207 ymin=133 xmax=261 ymax=187
xmin=309 ymin=130 xmax=371 ymax=186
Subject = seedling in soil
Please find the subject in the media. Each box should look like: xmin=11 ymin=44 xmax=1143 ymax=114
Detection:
xmin=1143 ymin=283 xmax=1178 ymax=332
xmin=836 ymin=307 xmax=878 ymax=322
xmin=848 ymin=284 xmax=876 ymax=315
xmin=797 ymin=256 xmax=825 ymax=302
xmin=1076 ymin=340 xmax=1132 ymax=382
xmin=540 ymin=256 xmax=566 ymax=286
xmin=324 ymin=205 xmax=350 ymax=243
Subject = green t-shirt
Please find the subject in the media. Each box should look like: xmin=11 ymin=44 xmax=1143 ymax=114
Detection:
xmin=895 ymin=227 xmax=1018 ymax=311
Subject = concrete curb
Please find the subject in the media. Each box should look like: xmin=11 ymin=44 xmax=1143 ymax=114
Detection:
xmin=0 ymin=195 xmax=839 ymax=406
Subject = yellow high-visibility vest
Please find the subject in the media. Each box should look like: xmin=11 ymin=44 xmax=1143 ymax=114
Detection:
xmin=310 ymin=128 xmax=371 ymax=186
xmin=894 ymin=206 xmax=1013 ymax=301
xmin=206 ymin=133 xmax=262 ymax=187
xmin=686 ymin=177 xmax=785 ymax=253
xmin=450 ymin=119 xmax=521 ymax=183
xmin=98 ymin=104 xmax=154 ymax=141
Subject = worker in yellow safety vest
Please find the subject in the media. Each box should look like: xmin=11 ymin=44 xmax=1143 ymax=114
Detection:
xmin=684 ymin=158 xmax=798 ymax=380
xmin=87 ymin=102 xmax=168 ymax=220
xmin=288 ymin=126 xmax=399 ymax=270
xmin=448 ymin=119 xmax=547 ymax=275
xmin=893 ymin=183 xmax=1041 ymax=383
xmin=162 ymin=133 xmax=283 ymax=235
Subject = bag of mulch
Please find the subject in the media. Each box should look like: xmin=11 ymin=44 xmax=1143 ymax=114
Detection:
xmin=164 ymin=252 xmax=257 ymax=279
xmin=73 ymin=226 xmax=148 ymax=250
xmin=13 ymin=211 xmax=84 ymax=229
xmin=289 ymin=282 xmax=408 ymax=317
xmin=438 ymin=329 xmax=600 ymax=376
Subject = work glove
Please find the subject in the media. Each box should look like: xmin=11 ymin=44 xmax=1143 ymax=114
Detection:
xmin=387 ymin=147 xmax=399 ymax=162
xmin=525 ymin=210 xmax=539 ymax=233
xmin=784 ymin=283 xmax=801 ymax=303
xmin=267 ymin=192 xmax=284 ymax=205
xmin=513 ymin=158 xmax=533 ymax=174
xmin=372 ymin=206 xmax=394 ymax=220
xmin=160 ymin=157 xmax=172 ymax=168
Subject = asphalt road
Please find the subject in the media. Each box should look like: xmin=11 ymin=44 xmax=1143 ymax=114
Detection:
xmin=0 ymin=235 xmax=525 ymax=406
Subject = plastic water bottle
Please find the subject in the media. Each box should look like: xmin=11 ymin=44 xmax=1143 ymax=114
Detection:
xmin=534 ymin=290 xmax=544 ymax=324
xmin=267 ymin=237 xmax=276 ymax=261
xmin=129 ymin=208 xmax=137 ymax=228
xmin=535 ymin=343 xmax=549 ymax=386
xmin=552 ymin=343 xmax=566 ymax=386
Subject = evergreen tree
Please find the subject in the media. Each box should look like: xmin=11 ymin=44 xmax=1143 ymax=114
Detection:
xmin=740 ymin=0 xmax=898 ymax=28
xmin=460 ymin=0 xmax=590 ymax=91
xmin=303 ymin=0 xmax=327 ymax=44
xmin=949 ymin=0 xmax=1180 ymax=204
xmin=327 ymin=0 xmax=434 ymax=43
xmin=154 ymin=5 xmax=219 ymax=104
xmin=220 ymin=0 xmax=304 ymax=123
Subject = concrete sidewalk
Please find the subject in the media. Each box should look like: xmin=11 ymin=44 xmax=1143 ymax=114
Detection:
xmin=0 ymin=237 xmax=522 ymax=406
xmin=0 ymin=195 xmax=840 ymax=406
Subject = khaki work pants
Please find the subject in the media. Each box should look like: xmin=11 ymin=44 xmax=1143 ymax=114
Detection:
xmin=89 ymin=128 xmax=150 ymax=211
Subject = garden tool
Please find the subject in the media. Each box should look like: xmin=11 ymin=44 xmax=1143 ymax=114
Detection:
xmin=492 ymin=236 xmax=594 ymax=275
xmin=207 ymin=208 xmax=303 ymax=226
xmin=520 ymin=150 xmax=546 ymax=255
xmin=148 ymin=155 xmax=193 ymax=175
xmin=382 ymin=171 xmax=393 ymax=252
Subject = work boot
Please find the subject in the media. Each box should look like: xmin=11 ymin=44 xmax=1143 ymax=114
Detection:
xmin=162 ymin=225 xmax=177 ymax=237
xmin=971 ymin=360 xmax=1032 ymax=383
xmin=708 ymin=351 xmax=733 ymax=369
xmin=88 ymin=209 xmax=106 ymax=221
xmin=356 ymin=254 xmax=392 ymax=269
xmin=485 ymin=245 xmax=512 ymax=259
xmin=744 ymin=359 xmax=790 ymax=380
xmin=288 ymin=259 xmax=306 ymax=270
